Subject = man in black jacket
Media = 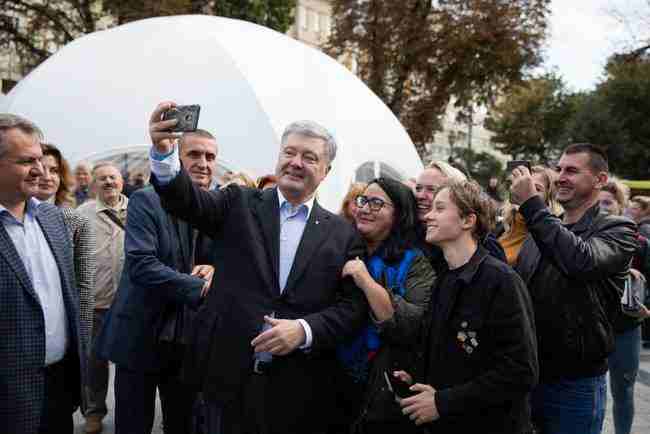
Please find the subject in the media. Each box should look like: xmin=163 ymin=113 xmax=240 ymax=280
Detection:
xmin=510 ymin=143 xmax=637 ymax=434
xmin=147 ymin=102 xmax=368 ymax=434
xmin=95 ymin=129 xmax=218 ymax=434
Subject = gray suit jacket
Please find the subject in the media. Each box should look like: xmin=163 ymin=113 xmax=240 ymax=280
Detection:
xmin=0 ymin=202 xmax=86 ymax=434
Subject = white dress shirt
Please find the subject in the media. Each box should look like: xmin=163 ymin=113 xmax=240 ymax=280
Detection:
xmin=0 ymin=199 xmax=68 ymax=365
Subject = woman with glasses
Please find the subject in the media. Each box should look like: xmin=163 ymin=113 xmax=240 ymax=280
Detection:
xmin=35 ymin=144 xmax=94 ymax=402
xmin=397 ymin=180 xmax=538 ymax=434
xmin=334 ymin=177 xmax=435 ymax=434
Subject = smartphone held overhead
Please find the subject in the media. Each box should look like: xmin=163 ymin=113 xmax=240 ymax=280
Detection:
xmin=506 ymin=160 xmax=532 ymax=173
xmin=162 ymin=105 xmax=201 ymax=132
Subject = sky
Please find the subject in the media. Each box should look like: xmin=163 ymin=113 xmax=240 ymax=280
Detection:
xmin=545 ymin=0 xmax=648 ymax=91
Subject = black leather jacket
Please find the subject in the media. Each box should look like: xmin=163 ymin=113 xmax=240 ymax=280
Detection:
xmin=514 ymin=197 xmax=637 ymax=383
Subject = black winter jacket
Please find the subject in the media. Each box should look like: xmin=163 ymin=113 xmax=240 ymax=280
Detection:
xmin=414 ymin=247 xmax=538 ymax=434
xmin=514 ymin=197 xmax=637 ymax=383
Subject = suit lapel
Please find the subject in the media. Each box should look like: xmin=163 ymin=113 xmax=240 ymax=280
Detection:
xmin=252 ymin=188 xmax=281 ymax=290
xmin=282 ymin=203 xmax=332 ymax=296
xmin=0 ymin=223 xmax=39 ymax=303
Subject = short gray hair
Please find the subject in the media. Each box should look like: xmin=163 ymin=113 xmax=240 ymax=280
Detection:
xmin=281 ymin=120 xmax=337 ymax=163
xmin=75 ymin=161 xmax=93 ymax=173
xmin=179 ymin=128 xmax=217 ymax=150
xmin=0 ymin=113 xmax=43 ymax=158
xmin=91 ymin=161 xmax=122 ymax=179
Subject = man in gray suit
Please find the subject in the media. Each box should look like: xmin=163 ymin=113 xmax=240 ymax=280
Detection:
xmin=0 ymin=113 xmax=85 ymax=434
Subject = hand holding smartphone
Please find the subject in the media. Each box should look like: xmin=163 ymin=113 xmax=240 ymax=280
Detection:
xmin=161 ymin=104 xmax=201 ymax=132
xmin=384 ymin=371 xmax=416 ymax=399
xmin=506 ymin=160 xmax=532 ymax=173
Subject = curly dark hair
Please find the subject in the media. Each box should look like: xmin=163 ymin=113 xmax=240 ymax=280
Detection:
xmin=366 ymin=177 xmax=419 ymax=263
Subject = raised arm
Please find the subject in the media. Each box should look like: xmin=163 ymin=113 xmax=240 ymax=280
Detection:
xmin=148 ymin=101 xmax=231 ymax=237
xmin=520 ymin=196 xmax=637 ymax=280
xmin=377 ymin=254 xmax=435 ymax=344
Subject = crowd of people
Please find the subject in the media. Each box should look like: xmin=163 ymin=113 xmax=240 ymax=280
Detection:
xmin=1 ymin=104 xmax=649 ymax=434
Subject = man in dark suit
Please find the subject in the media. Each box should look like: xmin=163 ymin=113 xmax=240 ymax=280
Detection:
xmin=147 ymin=101 xmax=368 ymax=434
xmin=0 ymin=113 xmax=86 ymax=434
xmin=95 ymin=129 xmax=219 ymax=434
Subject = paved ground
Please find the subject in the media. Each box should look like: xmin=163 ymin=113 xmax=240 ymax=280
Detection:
xmin=74 ymin=350 xmax=650 ymax=434
xmin=73 ymin=364 xmax=163 ymax=434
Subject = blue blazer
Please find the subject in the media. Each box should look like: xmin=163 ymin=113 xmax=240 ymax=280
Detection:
xmin=95 ymin=187 xmax=207 ymax=372
xmin=0 ymin=202 xmax=85 ymax=434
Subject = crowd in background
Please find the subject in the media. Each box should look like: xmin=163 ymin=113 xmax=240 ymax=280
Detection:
xmin=1 ymin=108 xmax=650 ymax=434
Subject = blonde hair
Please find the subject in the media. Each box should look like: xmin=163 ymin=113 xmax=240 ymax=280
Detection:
xmin=501 ymin=165 xmax=562 ymax=233
xmin=427 ymin=160 xmax=467 ymax=183
xmin=601 ymin=178 xmax=629 ymax=215
xmin=339 ymin=182 xmax=367 ymax=223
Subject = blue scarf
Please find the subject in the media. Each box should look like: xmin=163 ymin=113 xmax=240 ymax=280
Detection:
xmin=337 ymin=249 xmax=419 ymax=382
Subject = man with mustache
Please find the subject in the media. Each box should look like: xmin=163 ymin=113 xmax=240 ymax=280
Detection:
xmin=77 ymin=162 xmax=128 ymax=433
xmin=95 ymin=129 xmax=217 ymax=434
xmin=147 ymin=101 xmax=368 ymax=434
xmin=510 ymin=143 xmax=637 ymax=434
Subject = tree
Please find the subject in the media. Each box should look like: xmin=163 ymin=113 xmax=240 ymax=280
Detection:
xmin=326 ymin=0 xmax=551 ymax=160
xmin=453 ymin=147 xmax=503 ymax=188
xmin=567 ymin=58 xmax=650 ymax=179
xmin=484 ymin=73 xmax=575 ymax=163
xmin=0 ymin=0 xmax=295 ymax=76
xmin=108 ymin=0 xmax=295 ymax=30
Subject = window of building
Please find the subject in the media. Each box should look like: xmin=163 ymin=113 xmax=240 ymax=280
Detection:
xmin=320 ymin=15 xmax=331 ymax=36
xmin=298 ymin=6 xmax=307 ymax=29
xmin=309 ymin=10 xmax=319 ymax=32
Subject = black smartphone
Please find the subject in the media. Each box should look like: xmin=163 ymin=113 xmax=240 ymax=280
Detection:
xmin=161 ymin=104 xmax=201 ymax=132
xmin=384 ymin=371 xmax=416 ymax=399
xmin=506 ymin=160 xmax=531 ymax=172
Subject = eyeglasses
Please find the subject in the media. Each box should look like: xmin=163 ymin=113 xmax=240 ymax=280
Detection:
xmin=355 ymin=195 xmax=394 ymax=212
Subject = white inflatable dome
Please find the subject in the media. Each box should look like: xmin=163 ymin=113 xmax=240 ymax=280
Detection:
xmin=3 ymin=15 xmax=422 ymax=210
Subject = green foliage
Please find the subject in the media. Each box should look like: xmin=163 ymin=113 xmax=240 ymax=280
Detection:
xmin=213 ymin=0 xmax=295 ymax=33
xmin=453 ymin=147 xmax=503 ymax=187
xmin=0 ymin=0 xmax=295 ymax=76
xmin=484 ymin=72 xmax=575 ymax=164
xmin=567 ymin=59 xmax=650 ymax=179
xmin=326 ymin=0 xmax=551 ymax=161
